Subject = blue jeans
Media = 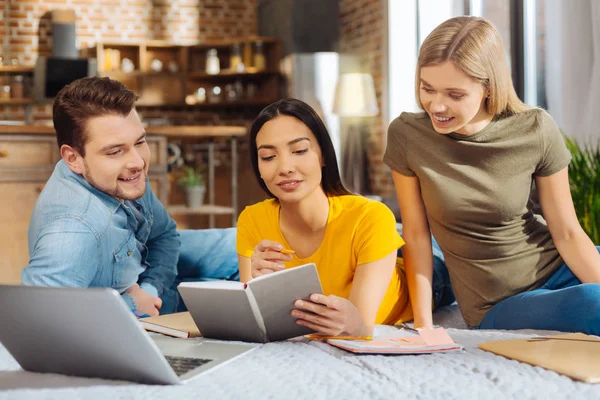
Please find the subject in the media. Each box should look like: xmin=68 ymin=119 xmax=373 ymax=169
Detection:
xmin=478 ymin=246 xmax=600 ymax=334
xmin=161 ymin=228 xmax=239 ymax=314
xmin=396 ymin=224 xmax=455 ymax=310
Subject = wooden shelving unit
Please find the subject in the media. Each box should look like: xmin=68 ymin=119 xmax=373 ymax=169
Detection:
xmin=82 ymin=37 xmax=282 ymax=110
xmin=0 ymin=98 xmax=34 ymax=105
xmin=0 ymin=65 xmax=35 ymax=123
xmin=187 ymin=70 xmax=277 ymax=80
xmin=0 ymin=66 xmax=34 ymax=73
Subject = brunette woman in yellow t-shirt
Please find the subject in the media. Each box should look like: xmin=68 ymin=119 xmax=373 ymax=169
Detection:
xmin=237 ymin=98 xmax=454 ymax=337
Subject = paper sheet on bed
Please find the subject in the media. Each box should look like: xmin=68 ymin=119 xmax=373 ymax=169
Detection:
xmin=325 ymin=327 xmax=464 ymax=354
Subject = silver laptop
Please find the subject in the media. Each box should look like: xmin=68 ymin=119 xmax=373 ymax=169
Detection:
xmin=0 ymin=285 xmax=256 ymax=385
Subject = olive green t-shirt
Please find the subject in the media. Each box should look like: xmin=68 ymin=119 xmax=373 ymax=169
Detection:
xmin=383 ymin=109 xmax=572 ymax=326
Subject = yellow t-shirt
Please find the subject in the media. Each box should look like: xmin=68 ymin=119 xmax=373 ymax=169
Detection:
xmin=236 ymin=195 xmax=413 ymax=325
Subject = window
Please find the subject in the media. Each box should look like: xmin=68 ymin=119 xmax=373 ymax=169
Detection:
xmin=385 ymin=0 xmax=546 ymax=126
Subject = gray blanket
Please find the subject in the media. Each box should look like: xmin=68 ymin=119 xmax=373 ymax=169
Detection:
xmin=1 ymin=306 xmax=598 ymax=399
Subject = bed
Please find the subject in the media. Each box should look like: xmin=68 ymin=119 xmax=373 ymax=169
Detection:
xmin=0 ymin=304 xmax=597 ymax=400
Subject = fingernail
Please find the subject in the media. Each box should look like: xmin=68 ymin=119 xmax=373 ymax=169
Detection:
xmin=310 ymin=294 xmax=318 ymax=302
xmin=296 ymin=300 xmax=303 ymax=307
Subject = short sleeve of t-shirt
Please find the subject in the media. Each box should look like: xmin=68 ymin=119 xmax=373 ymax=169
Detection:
xmin=236 ymin=206 xmax=259 ymax=258
xmin=383 ymin=114 xmax=416 ymax=177
xmin=354 ymin=201 xmax=405 ymax=266
xmin=534 ymin=110 xmax=572 ymax=177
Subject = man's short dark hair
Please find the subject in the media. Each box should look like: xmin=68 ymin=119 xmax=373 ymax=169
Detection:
xmin=53 ymin=76 xmax=138 ymax=156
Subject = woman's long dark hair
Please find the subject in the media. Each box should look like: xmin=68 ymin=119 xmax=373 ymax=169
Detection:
xmin=249 ymin=98 xmax=351 ymax=198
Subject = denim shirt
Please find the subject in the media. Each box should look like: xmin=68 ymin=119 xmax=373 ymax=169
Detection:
xmin=22 ymin=160 xmax=180 ymax=313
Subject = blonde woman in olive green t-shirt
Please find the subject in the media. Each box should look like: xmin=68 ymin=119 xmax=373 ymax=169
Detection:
xmin=384 ymin=16 xmax=600 ymax=334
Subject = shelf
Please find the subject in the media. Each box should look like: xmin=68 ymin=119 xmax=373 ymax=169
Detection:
xmin=167 ymin=204 xmax=235 ymax=215
xmin=187 ymin=71 xmax=278 ymax=81
xmin=188 ymin=37 xmax=278 ymax=50
xmin=0 ymin=98 xmax=34 ymax=105
xmin=137 ymin=99 xmax=278 ymax=108
xmin=0 ymin=66 xmax=34 ymax=73
xmin=103 ymin=70 xmax=183 ymax=78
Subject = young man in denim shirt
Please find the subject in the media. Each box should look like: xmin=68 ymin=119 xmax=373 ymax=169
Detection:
xmin=22 ymin=77 xmax=180 ymax=317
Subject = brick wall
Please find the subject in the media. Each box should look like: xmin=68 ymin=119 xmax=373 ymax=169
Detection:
xmin=0 ymin=0 xmax=257 ymax=122
xmin=339 ymin=0 xmax=393 ymax=198
xmin=0 ymin=0 xmax=6 ymax=58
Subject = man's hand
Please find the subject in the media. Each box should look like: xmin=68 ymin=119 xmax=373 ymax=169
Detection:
xmin=125 ymin=284 xmax=162 ymax=317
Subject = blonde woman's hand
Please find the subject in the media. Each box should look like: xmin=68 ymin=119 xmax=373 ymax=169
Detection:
xmin=250 ymin=240 xmax=293 ymax=279
xmin=291 ymin=294 xmax=370 ymax=337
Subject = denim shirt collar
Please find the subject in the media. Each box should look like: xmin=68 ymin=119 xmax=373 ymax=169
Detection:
xmin=56 ymin=159 xmax=124 ymax=214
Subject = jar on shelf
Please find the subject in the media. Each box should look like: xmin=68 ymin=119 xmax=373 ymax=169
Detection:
xmin=195 ymin=87 xmax=207 ymax=103
xmin=207 ymin=86 xmax=222 ymax=103
xmin=10 ymin=75 xmax=24 ymax=99
xmin=234 ymin=80 xmax=244 ymax=99
xmin=230 ymin=43 xmax=243 ymax=72
xmin=243 ymin=42 xmax=253 ymax=70
xmin=0 ymin=85 xmax=11 ymax=100
xmin=253 ymin=41 xmax=266 ymax=71
xmin=205 ymin=48 xmax=220 ymax=75
xmin=246 ymin=82 xmax=257 ymax=99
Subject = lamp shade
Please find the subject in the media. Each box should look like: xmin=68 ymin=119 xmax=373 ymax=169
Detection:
xmin=332 ymin=73 xmax=379 ymax=117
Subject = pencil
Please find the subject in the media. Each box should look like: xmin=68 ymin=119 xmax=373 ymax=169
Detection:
xmin=279 ymin=249 xmax=295 ymax=255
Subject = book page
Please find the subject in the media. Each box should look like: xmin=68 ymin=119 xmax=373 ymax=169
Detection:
xmin=247 ymin=263 xmax=323 ymax=342
xmin=177 ymin=285 xmax=267 ymax=343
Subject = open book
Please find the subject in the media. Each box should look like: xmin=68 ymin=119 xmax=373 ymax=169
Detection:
xmin=177 ymin=263 xmax=323 ymax=343
xmin=324 ymin=327 xmax=464 ymax=354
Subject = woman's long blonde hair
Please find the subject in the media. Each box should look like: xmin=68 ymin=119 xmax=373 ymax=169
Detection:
xmin=416 ymin=16 xmax=530 ymax=116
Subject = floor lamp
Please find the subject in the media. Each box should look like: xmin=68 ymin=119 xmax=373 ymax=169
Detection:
xmin=332 ymin=73 xmax=379 ymax=195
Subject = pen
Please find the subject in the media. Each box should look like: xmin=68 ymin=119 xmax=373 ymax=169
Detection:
xmin=305 ymin=334 xmax=373 ymax=341
xmin=397 ymin=323 xmax=419 ymax=333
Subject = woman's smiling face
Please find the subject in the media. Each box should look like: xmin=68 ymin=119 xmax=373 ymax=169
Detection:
xmin=419 ymin=61 xmax=493 ymax=136
xmin=255 ymin=115 xmax=324 ymax=203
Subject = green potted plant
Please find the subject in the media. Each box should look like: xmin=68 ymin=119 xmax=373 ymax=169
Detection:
xmin=564 ymin=135 xmax=600 ymax=245
xmin=177 ymin=165 xmax=206 ymax=208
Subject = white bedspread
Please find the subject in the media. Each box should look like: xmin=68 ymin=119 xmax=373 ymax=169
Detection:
xmin=1 ymin=306 xmax=598 ymax=400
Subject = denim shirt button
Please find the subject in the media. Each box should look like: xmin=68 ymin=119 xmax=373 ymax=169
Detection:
xmin=127 ymin=251 xmax=131 ymax=256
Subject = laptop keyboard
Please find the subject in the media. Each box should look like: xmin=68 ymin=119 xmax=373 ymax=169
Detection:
xmin=164 ymin=355 xmax=213 ymax=377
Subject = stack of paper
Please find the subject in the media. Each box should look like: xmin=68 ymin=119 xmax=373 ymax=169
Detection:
xmin=325 ymin=327 xmax=463 ymax=354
